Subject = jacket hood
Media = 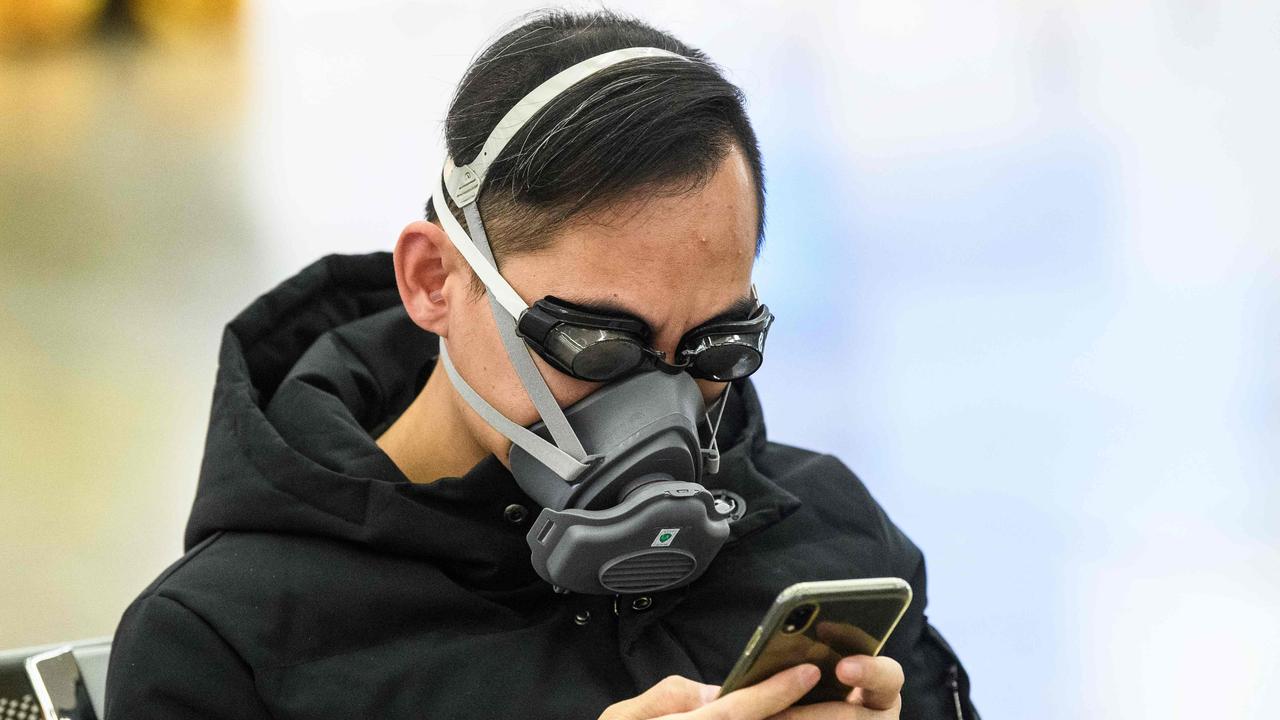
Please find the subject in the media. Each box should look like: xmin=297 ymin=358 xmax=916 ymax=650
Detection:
xmin=183 ymin=252 xmax=784 ymax=589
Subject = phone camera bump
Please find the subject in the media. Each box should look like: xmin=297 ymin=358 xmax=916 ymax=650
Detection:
xmin=782 ymin=603 xmax=818 ymax=634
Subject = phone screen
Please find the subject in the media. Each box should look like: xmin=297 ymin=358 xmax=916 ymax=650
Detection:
xmin=27 ymin=650 xmax=99 ymax=720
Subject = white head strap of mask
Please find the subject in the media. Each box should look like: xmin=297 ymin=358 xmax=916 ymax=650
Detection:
xmin=432 ymin=47 xmax=692 ymax=482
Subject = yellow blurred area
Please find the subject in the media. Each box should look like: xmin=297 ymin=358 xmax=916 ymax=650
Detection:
xmin=0 ymin=0 xmax=239 ymax=51
xmin=1 ymin=0 xmax=248 ymax=648
xmin=0 ymin=0 xmax=106 ymax=48
xmin=130 ymin=0 xmax=240 ymax=45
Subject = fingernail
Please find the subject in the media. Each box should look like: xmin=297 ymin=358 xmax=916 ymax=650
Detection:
xmin=838 ymin=658 xmax=863 ymax=683
xmin=700 ymin=684 xmax=721 ymax=703
xmin=798 ymin=664 xmax=820 ymax=685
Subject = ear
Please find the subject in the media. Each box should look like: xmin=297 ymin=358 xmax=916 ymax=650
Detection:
xmin=393 ymin=219 xmax=464 ymax=337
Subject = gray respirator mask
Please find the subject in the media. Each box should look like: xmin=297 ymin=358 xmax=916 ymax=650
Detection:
xmin=431 ymin=48 xmax=740 ymax=595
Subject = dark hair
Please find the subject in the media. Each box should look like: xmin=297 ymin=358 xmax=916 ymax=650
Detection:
xmin=426 ymin=9 xmax=765 ymax=293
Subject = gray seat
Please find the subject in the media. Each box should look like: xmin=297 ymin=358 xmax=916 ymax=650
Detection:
xmin=0 ymin=637 xmax=111 ymax=720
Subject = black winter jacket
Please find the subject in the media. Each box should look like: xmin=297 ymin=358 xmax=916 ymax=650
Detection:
xmin=104 ymin=252 xmax=980 ymax=719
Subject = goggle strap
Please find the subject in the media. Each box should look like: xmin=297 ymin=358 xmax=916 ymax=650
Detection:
xmin=464 ymin=203 xmax=589 ymax=461
xmin=443 ymin=47 xmax=689 ymax=207
xmin=484 ymin=290 xmax=591 ymax=462
xmin=460 ymin=201 xmax=499 ymax=266
xmin=434 ymin=168 xmax=591 ymax=470
xmin=431 ymin=170 xmax=528 ymax=318
xmin=438 ymin=340 xmax=590 ymax=482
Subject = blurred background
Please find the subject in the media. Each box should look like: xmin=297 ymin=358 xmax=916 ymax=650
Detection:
xmin=1 ymin=0 xmax=1276 ymax=717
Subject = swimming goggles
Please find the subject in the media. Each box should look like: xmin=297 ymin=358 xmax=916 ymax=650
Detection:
xmin=516 ymin=290 xmax=774 ymax=382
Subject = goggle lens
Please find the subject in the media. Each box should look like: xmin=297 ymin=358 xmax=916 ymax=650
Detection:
xmin=546 ymin=326 xmax=646 ymax=381
xmin=684 ymin=332 xmax=766 ymax=381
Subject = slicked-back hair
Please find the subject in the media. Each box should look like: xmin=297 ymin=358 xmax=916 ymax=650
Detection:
xmin=426 ymin=9 xmax=765 ymax=295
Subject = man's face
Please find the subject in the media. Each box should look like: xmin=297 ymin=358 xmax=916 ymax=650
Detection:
xmin=443 ymin=145 xmax=759 ymax=466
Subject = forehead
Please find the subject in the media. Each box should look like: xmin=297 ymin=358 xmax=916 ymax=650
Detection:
xmin=500 ymin=148 xmax=759 ymax=328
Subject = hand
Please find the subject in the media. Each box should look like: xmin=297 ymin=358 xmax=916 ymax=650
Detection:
xmin=767 ymin=655 xmax=904 ymax=719
xmin=599 ymin=663 xmax=821 ymax=720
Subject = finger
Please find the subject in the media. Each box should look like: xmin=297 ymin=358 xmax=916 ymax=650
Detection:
xmin=767 ymin=700 xmax=862 ymax=719
xmin=835 ymin=656 xmax=904 ymax=711
xmin=600 ymin=675 xmax=718 ymax=720
xmin=708 ymin=664 xmax=821 ymax=719
xmin=814 ymin=621 xmax=878 ymax=652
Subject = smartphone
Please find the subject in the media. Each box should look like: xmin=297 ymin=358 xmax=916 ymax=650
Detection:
xmin=718 ymin=577 xmax=913 ymax=705
xmin=24 ymin=647 xmax=99 ymax=720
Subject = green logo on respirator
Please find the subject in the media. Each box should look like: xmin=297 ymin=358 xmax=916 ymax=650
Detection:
xmin=651 ymin=528 xmax=680 ymax=547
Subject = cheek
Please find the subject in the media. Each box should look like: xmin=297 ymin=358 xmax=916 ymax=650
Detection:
xmin=446 ymin=301 xmax=536 ymax=425
xmin=448 ymin=299 xmax=602 ymax=426
xmin=527 ymin=352 xmax=603 ymax=409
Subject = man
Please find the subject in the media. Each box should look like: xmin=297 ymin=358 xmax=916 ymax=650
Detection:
xmin=105 ymin=10 xmax=979 ymax=720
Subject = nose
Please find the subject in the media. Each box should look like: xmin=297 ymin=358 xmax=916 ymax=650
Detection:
xmin=649 ymin=329 xmax=684 ymax=365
